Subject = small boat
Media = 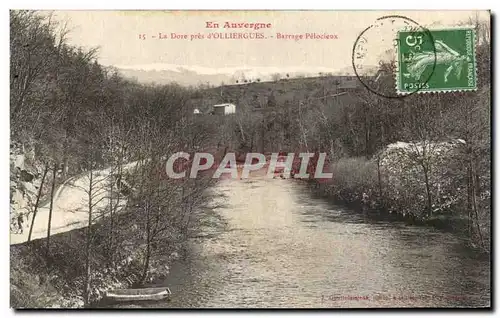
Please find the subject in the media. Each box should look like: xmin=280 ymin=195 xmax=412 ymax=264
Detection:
xmin=104 ymin=287 xmax=171 ymax=302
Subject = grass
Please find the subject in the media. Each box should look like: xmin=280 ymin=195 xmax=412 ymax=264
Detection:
xmin=327 ymin=157 xmax=378 ymax=203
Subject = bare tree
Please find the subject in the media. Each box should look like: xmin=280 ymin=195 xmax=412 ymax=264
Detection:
xmin=27 ymin=164 xmax=49 ymax=243
xmin=45 ymin=163 xmax=57 ymax=259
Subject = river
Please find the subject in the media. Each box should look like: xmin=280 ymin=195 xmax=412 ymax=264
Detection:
xmin=137 ymin=178 xmax=490 ymax=308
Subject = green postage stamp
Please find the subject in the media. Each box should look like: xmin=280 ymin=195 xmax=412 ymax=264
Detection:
xmin=397 ymin=27 xmax=477 ymax=94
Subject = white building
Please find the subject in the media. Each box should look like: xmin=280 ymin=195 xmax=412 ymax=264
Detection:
xmin=213 ymin=103 xmax=236 ymax=115
xmin=193 ymin=108 xmax=201 ymax=114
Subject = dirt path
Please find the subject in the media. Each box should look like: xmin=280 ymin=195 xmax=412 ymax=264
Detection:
xmin=10 ymin=162 xmax=139 ymax=245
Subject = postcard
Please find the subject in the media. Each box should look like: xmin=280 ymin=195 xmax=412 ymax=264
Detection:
xmin=10 ymin=10 xmax=491 ymax=309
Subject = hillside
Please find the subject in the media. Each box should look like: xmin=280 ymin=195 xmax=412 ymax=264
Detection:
xmin=187 ymin=75 xmax=365 ymax=114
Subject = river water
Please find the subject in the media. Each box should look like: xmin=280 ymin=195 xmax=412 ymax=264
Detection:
xmin=140 ymin=178 xmax=490 ymax=308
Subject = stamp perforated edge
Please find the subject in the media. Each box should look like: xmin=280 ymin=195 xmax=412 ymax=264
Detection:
xmin=395 ymin=25 xmax=478 ymax=95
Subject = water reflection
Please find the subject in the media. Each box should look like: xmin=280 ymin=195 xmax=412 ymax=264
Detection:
xmin=141 ymin=178 xmax=490 ymax=308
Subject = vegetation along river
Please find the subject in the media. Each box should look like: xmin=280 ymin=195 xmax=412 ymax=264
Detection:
xmin=128 ymin=178 xmax=490 ymax=308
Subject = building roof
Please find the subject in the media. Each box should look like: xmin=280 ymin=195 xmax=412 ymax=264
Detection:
xmin=213 ymin=103 xmax=235 ymax=107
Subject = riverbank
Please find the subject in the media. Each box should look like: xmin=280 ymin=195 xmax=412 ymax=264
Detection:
xmin=11 ymin=169 xmax=220 ymax=309
xmin=306 ymin=177 xmax=489 ymax=254
xmin=10 ymin=207 xmax=182 ymax=308
xmin=295 ymin=150 xmax=491 ymax=255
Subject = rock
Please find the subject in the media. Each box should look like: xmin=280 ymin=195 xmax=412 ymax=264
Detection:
xmin=14 ymin=154 xmax=25 ymax=170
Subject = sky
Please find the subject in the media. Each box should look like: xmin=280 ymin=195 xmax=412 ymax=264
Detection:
xmin=51 ymin=10 xmax=490 ymax=73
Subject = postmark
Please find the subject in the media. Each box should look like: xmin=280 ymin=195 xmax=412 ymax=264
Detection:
xmin=352 ymin=15 xmax=436 ymax=98
xmin=396 ymin=27 xmax=477 ymax=94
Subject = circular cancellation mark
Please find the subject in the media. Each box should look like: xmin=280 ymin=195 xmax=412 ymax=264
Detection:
xmin=352 ymin=15 xmax=437 ymax=98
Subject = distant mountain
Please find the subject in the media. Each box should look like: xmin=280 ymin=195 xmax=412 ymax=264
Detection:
xmin=112 ymin=64 xmax=376 ymax=87
xmin=116 ymin=67 xmax=231 ymax=87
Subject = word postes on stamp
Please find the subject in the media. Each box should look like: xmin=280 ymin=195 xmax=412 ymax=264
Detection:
xmin=397 ymin=27 xmax=477 ymax=94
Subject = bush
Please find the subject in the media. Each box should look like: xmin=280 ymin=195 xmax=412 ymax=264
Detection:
xmin=328 ymin=157 xmax=378 ymax=204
